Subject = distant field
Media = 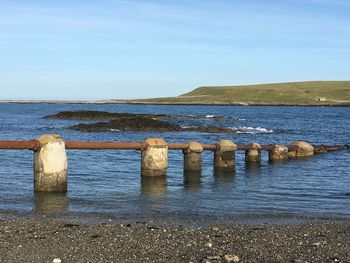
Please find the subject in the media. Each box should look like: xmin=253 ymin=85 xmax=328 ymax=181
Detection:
xmin=117 ymin=81 xmax=350 ymax=106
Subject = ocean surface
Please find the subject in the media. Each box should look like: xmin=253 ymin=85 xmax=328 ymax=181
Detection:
xmin=0 ymin=104 xmax=349 ymax=222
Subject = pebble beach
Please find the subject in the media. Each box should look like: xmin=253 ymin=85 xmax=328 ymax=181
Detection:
xmin=0 ymin=216 xmax=349 ymax=263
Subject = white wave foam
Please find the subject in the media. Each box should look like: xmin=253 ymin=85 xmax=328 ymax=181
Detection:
xmin=205 ymin=115 xmax=245 ymax=121
xmin=230 ymin=126 xmax=273 ymax=134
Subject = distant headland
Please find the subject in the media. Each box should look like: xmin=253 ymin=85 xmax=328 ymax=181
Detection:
xmin=1 ymin=81 xmax=350 ymax=106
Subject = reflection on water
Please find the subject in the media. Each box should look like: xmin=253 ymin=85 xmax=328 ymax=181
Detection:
xmin=34 ymin=192 xmax=68 ymax=214
xmin=214 ymin=168 xmax=236 ymax=182
xmin=141 ymin=176 xmax=167 ymax=198
xmin=184 ymin=170 xmax=202 ymax=191
xmin=245 ymin=163 xmax=261 ymax=175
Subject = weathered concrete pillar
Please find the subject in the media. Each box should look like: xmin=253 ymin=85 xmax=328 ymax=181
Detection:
xmin=245 ymin=142 xmax=262 ymax=163
xmin=288 ymin=141 xmax=315 ymax=158
xmin=141 ymin=138 xmax=168 ymax=176
xmin=268 ymin=144 xmax=289 ymax=162
xmin=183 ymin=141 xmax=203 ymax=171
xmin=34 ymin=134 xmax=67 ymax=192
xmin=214 ymin=140 xmax=237 ymax=169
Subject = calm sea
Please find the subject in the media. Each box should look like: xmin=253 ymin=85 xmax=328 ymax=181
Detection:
xmin=0 ymin=104 xmax=349 ymax=221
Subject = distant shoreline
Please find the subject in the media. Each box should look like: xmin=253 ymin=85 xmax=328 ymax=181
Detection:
xmin=2 ymin=81 xmax=350 ymax=106
xmin=0 ymin=100 xmax=349 ymax=107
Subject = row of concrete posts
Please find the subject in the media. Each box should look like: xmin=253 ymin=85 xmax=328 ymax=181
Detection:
xmin=34 ymin=135 xmax=315 ymax=193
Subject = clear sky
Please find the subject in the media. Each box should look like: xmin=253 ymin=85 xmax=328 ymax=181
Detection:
xmin=1 ymin=0 xmax=349 ymax=100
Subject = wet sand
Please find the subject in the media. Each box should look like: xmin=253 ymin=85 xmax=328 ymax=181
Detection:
xmin=0 ymin=214 xmax=349 ymax=263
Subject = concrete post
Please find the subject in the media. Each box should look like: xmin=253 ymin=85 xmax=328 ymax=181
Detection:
xmin=183 ymin=141 xmax=203 ymax=171
xmin=268 ymin=144 xmax=289 ymax=162
xmin=245 ymin=142 xmax=262 ymax=163
xmin=288 ymin=141 xmax=315 ymax=158
xmin=34 ymin=134 xmax=68 ymax=192
xmin=214 ymin=140 xmax=237 ymax=169
xmin=141 ymin=138 xmax=168 ymax=176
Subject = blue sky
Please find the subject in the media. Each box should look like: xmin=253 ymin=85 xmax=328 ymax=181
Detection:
xmin=0 ymin=0 xmax=349 ymax=100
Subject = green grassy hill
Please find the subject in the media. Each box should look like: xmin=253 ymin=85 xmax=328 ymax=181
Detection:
xmin=129 ymin=81 xmax=350 ymax=105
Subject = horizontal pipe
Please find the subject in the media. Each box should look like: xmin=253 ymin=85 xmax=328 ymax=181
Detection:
xmin=313 ymin=145 xmax=349 ymax=153
xmin=261 ymin=145 xmax=274 ymax=151
xmin=65 ymin=141 xmax=147 ymax=150
xmin=201 ymin=144 xmax=217 ymax=151
xmin=167 ymin=143 xmax=189 ymax=150
xmin=0 ymin=140 xmax=348 ymax=152
xmin=0 ymin=140 xmax=39 ymax=150
xmin=168 ymin=143 xmax=218 ymax=151
xmin=236 ymin=145 xmax=247 ymax=151
xmin=237 ymin=145 xmax=261 ymax=151
xmin=66 ymin=142 xmax=219 ymax=151
xmin=65 ymin=142 xmax=344 ymax=152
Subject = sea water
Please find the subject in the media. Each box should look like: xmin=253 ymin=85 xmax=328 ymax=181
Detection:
xmin=0 ymin=104 xmax=349 ymax=220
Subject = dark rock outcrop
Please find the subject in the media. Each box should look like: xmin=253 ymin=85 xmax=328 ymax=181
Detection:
xmin=44 ymin=110 xmax=239 ymax=121
xmin=70 ymin=117 xmax=182 ymax=132
xmin=46 ymin=110 xmax=240 ymax=133
xmin=44 ymin=110 xmax=169 ymax=121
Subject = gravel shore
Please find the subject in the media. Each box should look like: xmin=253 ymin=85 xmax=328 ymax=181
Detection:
xmin=0 ymin=217 xmax=349 ymax=263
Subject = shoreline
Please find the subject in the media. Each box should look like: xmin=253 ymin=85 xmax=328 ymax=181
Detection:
xmin=0 ymin=100 xmax=350 ymax=107
xmin=0 ymin=213 xmax=349 ymax=262
xmin=2 ymin=210 xmax=350 ymax=227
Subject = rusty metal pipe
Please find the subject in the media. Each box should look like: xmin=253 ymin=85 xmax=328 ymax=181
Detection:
xmin=65 ymin=141 xmax=147 ymax=150
xmin=201 ymin=144 xmax=217 ymax=151
xmin=167 ymin=143 xmax=189 ymax=150
xmin=237 ymin=145 xmax=251 ymax=151
xmin=0 ymin=140 xmax=348 ymax=153
xmin=167 ymin=143 xmax=217 ymax=151
xmin=261 ymin=145 xmax=275 ymax=151
xmin=313 ymin=145 xmax=349 ymax=153
xmin=0 ymin=140 xmax=39 ymax=150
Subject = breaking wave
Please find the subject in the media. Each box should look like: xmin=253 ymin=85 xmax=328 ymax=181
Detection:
xmin=230 ymin=126 xmax=274 ymax=134
xmin=205 ymin=115 xmax=245 ymax=121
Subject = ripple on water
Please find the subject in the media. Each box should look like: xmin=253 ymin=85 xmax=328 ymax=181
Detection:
xmin=0 ymin=104 xmax=349 ymax=220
